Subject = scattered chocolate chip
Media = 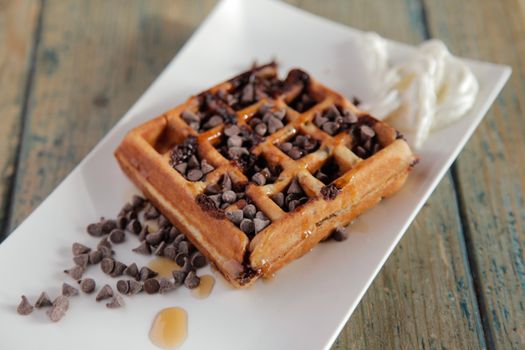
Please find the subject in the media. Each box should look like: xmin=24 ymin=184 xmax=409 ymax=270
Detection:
xmin=163 ymin=244 xmax=177 ymax=260
xmin=73 ymin=254 xmax=89 ymax=269
xmin=72 ymin=242 xmax=90 ymax=256
xmin=251 ymin=172 xmax=266 ymax=186
xmin=100 ymin=258 xmax=115 ymax=275
xmin=175 ymin=253 xmax=188 ymax=267
xmin=138 ymin=225 xmax=149 ymax=241
xmin=88 ymin=250 xmax=103 ymax=264
xmin=224 ymin=124 xmax=240 ymax=136
xmin=271 ymin=192 xmax=284 ymax=207
xmin=17 ymin=295 xmax=33 ymax=315
xmin=64 ymin=265 xmax=85 ymax=280
xmin=110 ymin=261 xmax=127 ymax=277
xmin=97 ymin=236 xmax=111 ymax=250
xmin=47 ymin=296 xmax=69 ymax=322
xmin=154 ymin=241 xmax=167 ymax=256
xmin=144 ymin=205 xmax=160 ymax=220
xmin=98 ymin=245 xmax=113 ymax=258
xmin=330 ymin=226 xmax=348 ymax=241
xmin=109 ymin=229 xmax=126 ymax=244
xmin=127 ymin=219 xmax=142 ymax=235
xmin=144 ymin=278 xmax=160 ymax=294
xmin=96 ymin=284 xmax=113 ymax=301
xmin=124 ymin=263 xmax=139 ymax=279
xmin=101 ymin=219 xmax=117 ymax=234
xmin=128 ymin=280 xmax=143 ymax=295
xmin=226 ymin=210 xmax=243 ymax=225
xmin=240 ymin=219 xmax=255 ymax=235
xmin=178 ymin=241 xmax=191 ymax=255
xmin=35 ymin=292 xmax=52 ymax=308
xmin=139 ymin=267 xmax=157 ymax=281
xmin=131 ymin=195 xmax=145 ymax=209
xmin=184 ymin=270 xmax=200 ymax=289
xmin=172 ymin=270 xmax=187 ymax=286
xmin=132 ymin=241 xmax=151 ymax=255
xmin=116 ymin=215 xmax=128 ymax=230
xmin=320 ymin=184 xmax=341 ymax=200
xmin=62 ymin=282 xmax=79 ymax=297
xmin=158 ymin=215 xmax=170 ymax=228
xmin=190 ymin=252 xmax=207 ymax=269
xmin=80 ymin=278 xmax=96 ymax=294
xmin=221 ymin=190 xmax=237 ymax=204
xmin=146 ymin=230 xmax=165 ymax=246
xmin=359 ymin=124 xmax=375 ymax=140
xmin=159 ymin=278 xmax=176 ymax=294
xmin=174 ymin=162 xmax=188 ymax=174
xmin=116 ymin=280 xmax=130 ymax=295
xmin=253 ymin=218 xmax=270 ymax=233
xmin=106 ymin=295 xmax=125 ymax=309
xmin=87 ymin=223 xmax=103 ymax=237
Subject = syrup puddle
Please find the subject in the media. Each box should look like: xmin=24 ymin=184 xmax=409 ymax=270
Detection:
xmin=150 ymin=307 xmax=187 ymax=349
xmin=191 ymin=275 xmax=215 ymax=299
xmin=148 ymin=257 xmax=181 ymax=278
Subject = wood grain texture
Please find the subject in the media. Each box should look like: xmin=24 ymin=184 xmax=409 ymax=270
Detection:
xmin=0 ymin=0 xmax=40 ymax=236
xmin=423 ymin=0 xmax=525 ymax=348
xmin=6 ymin=0 xmax=217 ymax=232
xmin=282 ymin=0 xmax=486 ymax=348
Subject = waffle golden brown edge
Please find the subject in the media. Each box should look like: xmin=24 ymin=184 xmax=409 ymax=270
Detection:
xmin=115 ymin=62 xmax=418 ymax=288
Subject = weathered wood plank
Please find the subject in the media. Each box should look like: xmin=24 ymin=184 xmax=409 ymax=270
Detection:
xmin=0 ymin=0 xmax=41 ymax=237
xmin=6 ymin=0 xmax=217 ymax=231
xmin=423 ymin=0 xmax=525 ymax=348
xmin=282 ymin=0 xmax=486 ymax=348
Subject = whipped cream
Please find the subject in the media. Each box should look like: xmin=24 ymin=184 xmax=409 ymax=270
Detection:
xmin=358 ymin=33 xmax=479 ymax=148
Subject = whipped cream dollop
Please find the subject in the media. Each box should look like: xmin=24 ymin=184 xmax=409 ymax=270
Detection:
xmin=358 ymin=33 xmax=479 ymax=148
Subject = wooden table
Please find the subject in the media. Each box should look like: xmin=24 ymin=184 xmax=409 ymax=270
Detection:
xmin=1 ymin=1 xmax=523 ymax=348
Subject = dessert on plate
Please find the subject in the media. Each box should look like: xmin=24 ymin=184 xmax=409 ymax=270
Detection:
xmin=115 ymin=62 xmax=417 ymax=288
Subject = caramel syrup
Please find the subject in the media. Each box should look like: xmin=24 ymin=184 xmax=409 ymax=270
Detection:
xmin=191 ymin=275 xmax=215 ymax=299
xmin=148 ymin=257 xmax=181 ymax=278
xmin=150 ymin=307 xmax=187 ymax=349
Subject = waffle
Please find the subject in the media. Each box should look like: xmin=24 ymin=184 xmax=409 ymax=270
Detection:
xmin=115 ymin=62 xmax=417 ymax=288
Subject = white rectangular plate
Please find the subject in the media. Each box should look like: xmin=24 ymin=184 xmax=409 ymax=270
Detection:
xmin=0 ymin=0 xmax=510 ymax=349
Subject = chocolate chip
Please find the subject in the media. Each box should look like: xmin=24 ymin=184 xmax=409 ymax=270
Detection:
xmin=88 ymin=250 xmax=103 ymax=264
xmin=288 ymin=200 xmax=299 ymax=211
xmin=187 ymin=169 xmax=203 ymax=182
xmin=321 ymin=184 xmax=341 ymax=200
xmin=187 ymin=155 xmax=199 ymax=169
xmin=109 ymin=229 xmax=126 ymax=244
xmin=204 ymin=115 xmax=223 ymax=129
xmin=220 ymin=174 xmax=232 ymax=191
xmin=62 ymin=282 xmax=79 ymax=297
xmin=98 ymin=236 xmax=111 ymax=250
xmin=47 ymin=296 xmax=69 ymax=322
xmin=138 ymin=225 xmax=149 ymax=241
xmin=251 ymin=172 xmax=266 ymax=185
xmin=154 ymin=241 xmax=167 ymax=256
xmin=126 ymin=210 xmax=138 ymax=222
xmin=87 ymin=223 xmax=103 ymax=237
xmin=184 ymin=270 xmax=200 ymax=289
xmin=174 ymin=162 xmax=188 ymax=174
xmin=243 ymin=204 xmax=256 ymax=219
xmin=98 ymin=245 xmax=113 ymax=258
xmin=267 ymin=116 xmax=284 ymax=134
xmin=73 ymin=254 xmax=89 ymax=269
xmin=177 ymin=241 xmax=190 ymax=255
xmin=255 ymin=211 xmax=268 ymax=220
xmin=253 ymin=218 xmax=270 ymax=233
xmin=254 ymin=122 xmax=267 ymax=136
xmin=172 ymin=270 xmax=187 ymax=286
xmin=314 ymin=113 xmax=328 ymax=127
xmin=116 ymin=280 xmax=130 ymax=294
xmin=227 ymin=135 xmax=243 ymax=147
xmin=279 ymin=142 xmax=292 ymax=153
xmin=330 ymin=226 xmax=348 ymax=241
xmin=221 ymin=190 xmax=237 ymax=204
xmin=354 ymin=146 xmax=367 ymax=158
xmin=116 ymin=215 xmax=128 ymax=230
xmin=271 ymin=192 xmax=284 ymax=208
xmin=359 ymin=124 xmax=375 ymax=140
xmin=144 ymin=205 xmax=160 ymax=220
xmin=322 ymin=121 xmax=340 ymax=135
xmin=146 ymin=230 xmax=165 ymax=246
xmin=226 ymin=209 xmax=243 ymax=225
xmin=139 ymin=267 xmax=157 ymax=281
xmin=110 ymin=261 xmax=127 ymax=277
xmin=224 ymin=124 xmax=240 ymax=136
xmin=175 ymin=253 xmax=188 ymax=267
xmin=121 ymin=202 xmax=134 ymax=214
xmin=287 ymin=179 xmax=302 ymax=194
xmin=128 ymin=280 xmax=143 ymax=295
xmin=80 ymin=278 xmax=96 ymax=294
xmin=72 ymin=242 xmax=90 ymax=256
xmin=100 ymin=219 xmax=117 ymax=234
xmin=163 ymin=245 xmax=177 ymax=260
xmin=287 ymin=147 xmax=303 ymax=160
xmin=190 ymin=252 xmax=207 ymax=269
xmin=35 ymin=292 xmax=52 ymax=308
xmin=17 ymin=295 xmax=33 ymax=315
xmin=159 ymin=278 xmax=176 ymax=294
xmin=123 ymin=263 xmax=139 ymax=279
xmin=106 ymin=295 xmax=125 ymax=309
xmin=144 ymin=278 xmax=160 ymax=294
xmin=132 ymin=241 xmax=151 ymax=255
xmin=205 ymin=183 xmax=222 ymax=194
xmin=228 ymin=146 xmax=249 ymax=159
xmin=200 ymin=159 xmax=214 ymax=174
xmin=240 ymin=219 xmax=255 ymax=235
xmin=101 ymin=258 xmax=115 ymax=275
xmin=131 ymin=195 xmax=145 ymax=209
xmin=96 ymin=284 xmax=113 ymax=301
xmin=127 ymin=219 xmax=142 ymax=234
xmin=64 ymin=265 xmax=85 ymax=280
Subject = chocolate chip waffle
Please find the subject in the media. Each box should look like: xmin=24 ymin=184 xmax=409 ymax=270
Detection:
xmin=115 ymin=62 xmax=417 ymax=288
